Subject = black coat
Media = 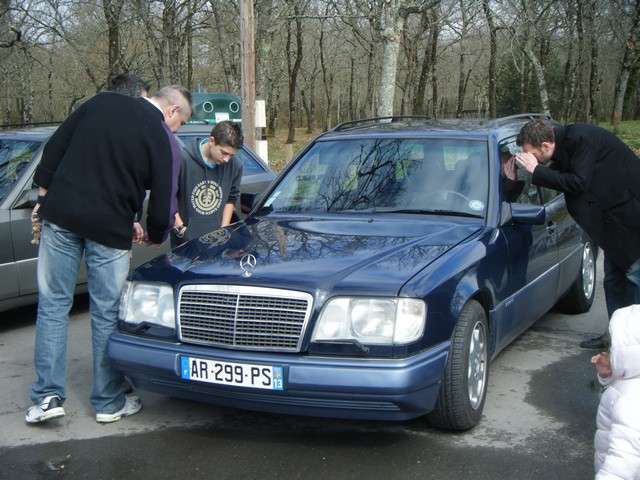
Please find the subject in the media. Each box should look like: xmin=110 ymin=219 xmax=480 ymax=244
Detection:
xmin=532 ymin=124 xmax=640 ymax=271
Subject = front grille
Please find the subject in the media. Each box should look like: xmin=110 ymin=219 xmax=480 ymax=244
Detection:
xmin=178 ymin=285 xmax=313 ymax=352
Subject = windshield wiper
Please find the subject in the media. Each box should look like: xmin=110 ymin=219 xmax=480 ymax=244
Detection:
xmin=382 ymin=208 xmax=483 ymax=218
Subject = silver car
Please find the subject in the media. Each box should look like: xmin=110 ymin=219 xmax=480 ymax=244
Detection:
xmin=0 ymin=123 xmax=275 ymax=312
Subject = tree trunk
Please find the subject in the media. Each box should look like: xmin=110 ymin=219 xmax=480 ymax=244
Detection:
xmin=429 ymin=8 xmax=439 ymax=118
xmin=483 ymin=0 xmax=497 ymax=118
xmin=413 ymin=9 xmax=432 ymax=116
xmin=102 ymin=0 xmax=125 ymax=77
xmin=612 ymin=0 xmax=640 ymax=133
xmin=319 ymin=19 xmax=333 ymax=131
xmin=211 ymin=0 xmax=239 ymax=93
xmin=575 ymin=0 xmax=589 ymax=123
xmin=286 ymin=3 xmax=303 ymax=144
xmin=455 ymin=0 xmax=467 ymax=118
xmin=377 ymin=2 xmax=405 ymax=117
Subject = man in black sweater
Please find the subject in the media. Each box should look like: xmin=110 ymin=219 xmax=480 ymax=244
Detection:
xmin=26 ymin=86 xmax=193 ymax=424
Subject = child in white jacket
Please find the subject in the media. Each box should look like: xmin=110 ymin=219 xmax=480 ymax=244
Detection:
xmin=591 ymin=304 xmax=640 ymax=479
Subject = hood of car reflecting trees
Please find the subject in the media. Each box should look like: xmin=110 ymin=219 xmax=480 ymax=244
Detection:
xmin=130 ymin=215 xmax=484 ymax=295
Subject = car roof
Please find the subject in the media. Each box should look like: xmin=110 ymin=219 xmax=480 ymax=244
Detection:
xmin=315 ymin=114 xmax=556 ymax=142
xmin=0 ymin=124 xmax=58 ymax=141
xmin=177 ymin=121 xmax=236 ymax=136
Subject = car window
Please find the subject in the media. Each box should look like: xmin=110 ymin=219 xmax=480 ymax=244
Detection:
xmin=0 ymin=139 xmax=40 ymax=203
xmin=498 ymin=140 xmax=542 ymax=206
xmin=234 ymin=148 xmax=267 ymax=176
xmin=177 ymin=134 xmax=267 ymax=176
xmin=263 ymin=138 xmax=489 ymax=216
xmin=539 ymin=186 xmax=561 ymax=204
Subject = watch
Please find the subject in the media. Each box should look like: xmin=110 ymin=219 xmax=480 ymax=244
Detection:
xmin=173 ymin=224 xmax=186 ymax=238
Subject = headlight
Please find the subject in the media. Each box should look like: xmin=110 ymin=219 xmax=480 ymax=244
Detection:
xmin=119 ymin=281 xmax=176 ymax=329
xmin=312 ymin=297 xmax=426 ymax=345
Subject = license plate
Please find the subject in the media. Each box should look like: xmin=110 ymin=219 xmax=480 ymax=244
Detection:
xmin=180 ymin=356 xmax=284 ymax=391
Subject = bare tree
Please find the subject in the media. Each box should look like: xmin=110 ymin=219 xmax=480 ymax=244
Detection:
xmin=209 ymin=0 xmax=240 ymax=93
xmin=285 ymin=1 xmax=304 ymax=143
xmin=482 ymin=0 xmax=497 ymax=118
xmin=377 ymin=0 xmax=439 ymax=117
xmin=611 ymin=0 xmax=640 ymax=133
xmin=103 ymin=0 xmax=125 ymax=77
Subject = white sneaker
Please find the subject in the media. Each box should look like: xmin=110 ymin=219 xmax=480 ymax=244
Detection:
xmin=25 ymin=395 xmax=65 ymax=424
xmin=96 ymin=396 xmax=142 ymax=423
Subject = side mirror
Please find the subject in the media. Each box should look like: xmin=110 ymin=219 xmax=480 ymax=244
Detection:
xmin=240 ymin=192 xmax=258 ymax=214
xmin=501 ymin=202 xmax=545 ymax=226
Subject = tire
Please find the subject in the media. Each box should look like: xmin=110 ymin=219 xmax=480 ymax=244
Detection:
xmin=556 ymin=239 xmax=596 ymax=314
xmin=427 ymin=300 xmax=489 ymax=431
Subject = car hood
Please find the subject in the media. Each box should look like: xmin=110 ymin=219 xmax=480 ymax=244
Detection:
xmin=133 ymin=215 xmax=482 ymax=295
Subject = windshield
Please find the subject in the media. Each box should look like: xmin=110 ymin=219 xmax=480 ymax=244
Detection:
xmin=0 ymin=139 xmax=40 ymax=204
xmin=263 ymin=138 xmax=489 ymax=217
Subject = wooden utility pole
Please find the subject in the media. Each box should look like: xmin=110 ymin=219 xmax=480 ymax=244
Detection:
xmin=240 ymin=0 xmax=256 ymax=150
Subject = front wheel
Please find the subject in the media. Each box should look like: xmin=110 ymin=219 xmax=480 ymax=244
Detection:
xmin=427 ymin=300 xmax=489 ymax=431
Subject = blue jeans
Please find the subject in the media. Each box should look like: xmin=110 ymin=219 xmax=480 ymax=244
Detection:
xmin=30 ymin=222 xmax=130 ymax=414
xmin=603 ymin=254 xmax=640 ymax=318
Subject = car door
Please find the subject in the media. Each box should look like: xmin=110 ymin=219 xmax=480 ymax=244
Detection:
xmin=539 ymin=186 xmax=586 ymax=298
xmin=0 ymin=137 xmax=43 ymax=306
xmin=500 ymin=142 xmax=561 ymax=337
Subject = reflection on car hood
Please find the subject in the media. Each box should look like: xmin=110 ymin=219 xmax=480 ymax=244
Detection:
xmin=132 ymin=215 xmax=482 ymax=295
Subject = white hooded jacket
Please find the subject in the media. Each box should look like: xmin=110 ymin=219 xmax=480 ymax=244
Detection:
xmin=594 ymin=304 xmax=640 ymax=479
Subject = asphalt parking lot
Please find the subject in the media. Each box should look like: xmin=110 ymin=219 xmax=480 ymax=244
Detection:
xmin=0 ymin=259 xmax=608 ymax=479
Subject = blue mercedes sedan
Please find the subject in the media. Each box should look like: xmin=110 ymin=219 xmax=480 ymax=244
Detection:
xmin=107 ymin=115 xmax=595 ymax=430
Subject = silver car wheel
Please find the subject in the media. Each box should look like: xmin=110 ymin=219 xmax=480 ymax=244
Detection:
xmin=468 ymin=320 xmax=488 ymax=410
xmin=581 ymin=242 xmax=595 ymax=300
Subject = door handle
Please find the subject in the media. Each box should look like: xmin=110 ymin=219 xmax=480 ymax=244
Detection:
xmin=546 ymin=221 xmax=556 ymax=235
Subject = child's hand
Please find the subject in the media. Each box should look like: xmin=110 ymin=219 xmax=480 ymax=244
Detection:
xmin=591 ymin=352 xmax=612 ymax=378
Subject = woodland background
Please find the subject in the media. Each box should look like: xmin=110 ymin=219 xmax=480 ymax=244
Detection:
xmin=2 ymin=0 xmax=640 ymax=145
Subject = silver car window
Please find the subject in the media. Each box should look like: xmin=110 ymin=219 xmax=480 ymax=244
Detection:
xmin=0 ymin=139 xmax=40 ymax=203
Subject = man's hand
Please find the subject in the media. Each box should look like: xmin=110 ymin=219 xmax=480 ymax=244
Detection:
xmin=142 ymin=233 xmax=164 ymax=249
xmin=515 ymin=152 xmax=539 ymax=173
xmin=132 ymin=222 xmax=144 ymax=244
xmin=502 ymin=156 xmax=517 ymax=181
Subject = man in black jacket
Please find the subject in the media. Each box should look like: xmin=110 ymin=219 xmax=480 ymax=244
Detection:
xmin=26 ymin=86 xmax=193 ymax=424
xmin=515 ymin=120 xmax=640 ymax=349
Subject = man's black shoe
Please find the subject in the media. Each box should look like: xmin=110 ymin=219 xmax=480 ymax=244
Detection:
xmin=579 ymin=334 xmax=606 ymax=349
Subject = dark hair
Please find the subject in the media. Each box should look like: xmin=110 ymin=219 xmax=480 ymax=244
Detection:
xmin=107 ymin=74 xmax=150 ymax=97
xmin=516 ymin=120 xmax=555 ymax=148
xmin=210 ymin=121 xmax=244 ymax=150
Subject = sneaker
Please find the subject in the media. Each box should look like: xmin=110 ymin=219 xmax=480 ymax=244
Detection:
xmin=25 ymin=395 xmax=65 ymax=424
xmin=579 ymin=334 xmax=606 ymax=349
xmin=96 ymin=395 xmax=142 ymax=423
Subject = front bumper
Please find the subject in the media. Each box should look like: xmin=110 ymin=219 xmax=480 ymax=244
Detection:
xmin=107 ymin=332 xmax=449 ymax=421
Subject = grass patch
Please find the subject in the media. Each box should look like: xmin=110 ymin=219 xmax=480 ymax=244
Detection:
xmin=600 ymin=120 xmax=640 ymax=153
xmin=262 ymin=128 xmax=317 ymax=173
